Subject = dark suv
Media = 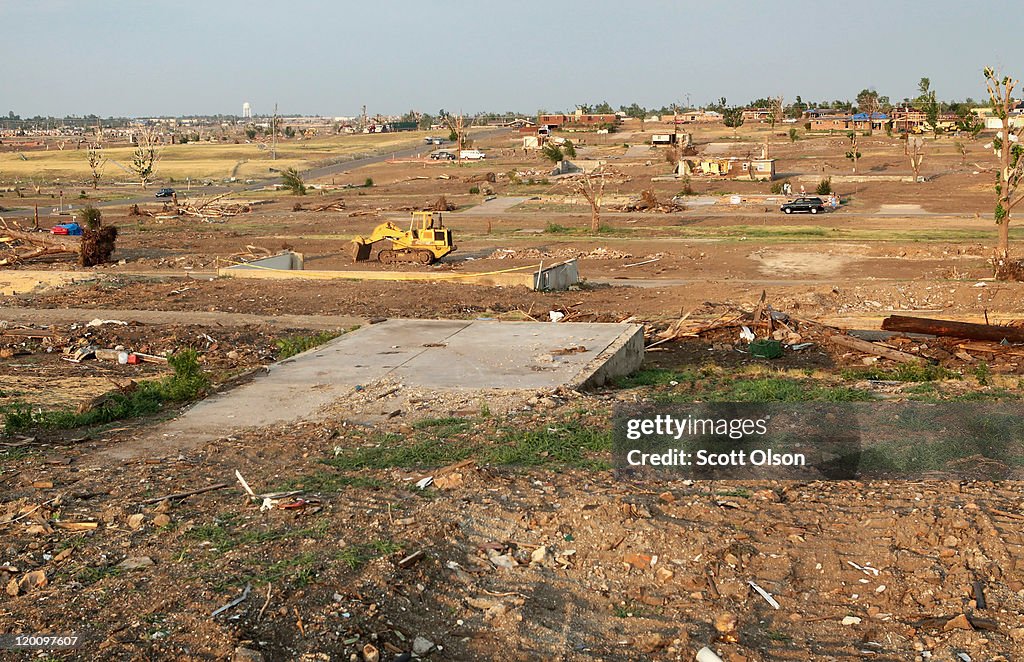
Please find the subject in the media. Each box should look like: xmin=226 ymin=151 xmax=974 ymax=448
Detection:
xmin=430 ymin=150 xmax=455 ymax=160
xmin=780 ymin=197 xmax=826 ymax=214
xmin=155 ymin=187 xmax=175 ymax=198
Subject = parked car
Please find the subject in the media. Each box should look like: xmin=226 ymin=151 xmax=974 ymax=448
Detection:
xmin=780 ymin=196 xmax=826 ymax=214
xmin=430 ymin=150 xmax=456 ymax=160
xmin=459 ymin=149 xmax=486 ymax=160
xmin=155 ymin=187 xmax=175 ymax=198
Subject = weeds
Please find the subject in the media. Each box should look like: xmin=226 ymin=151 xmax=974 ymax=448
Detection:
xmin=338 ymin=540 xmax=401 ymax=569
xmin=2 ymin=350 xmax=209 ymax=433
xmin=275 ymin=331 xmax=341 ymax=359
xmin=842 ymin=363 xmax=958 ymax=383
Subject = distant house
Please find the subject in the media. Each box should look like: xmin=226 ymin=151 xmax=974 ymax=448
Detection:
xmin=687 ymin=157 xmax=775 ymax=181
xmin=676 ymin=111 xmax=722 ymax=124
xmin=537 ymin=109 xmax=619 ymax=128
xmin=810 ymin=112 xmax=889 ymax=132
xmin=803 ymin=108 xmax=841 ymax=119
xmin=742 ymin=108 xmax=772 ymax=123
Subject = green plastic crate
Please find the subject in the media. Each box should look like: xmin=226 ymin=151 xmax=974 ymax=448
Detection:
xmin=749 ymin=339 xmax=783 ymax=359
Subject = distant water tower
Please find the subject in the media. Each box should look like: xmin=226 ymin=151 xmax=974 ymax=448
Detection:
xmin=242 ymin=102 xmax=252 ymax=119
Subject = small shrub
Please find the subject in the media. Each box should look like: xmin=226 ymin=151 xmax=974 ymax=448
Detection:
xmin=545 ymin=222 xmax=570 ymax=234
xmin=770 ymin=181 xmax=784 ymax=194
xmin=815 ymin=177 xmax=832 ymax=196
xmin=789 ymin=127 xmax=800 ymax=142
xmin=364 ymin=177 xmax=374 ymax=188
xmin=469 ymin=186 xmax=480 ymax=194
xmin=77 ymin=205 xmax=102 ymax=230
xmin=276 ymin=331 xmax=341 ymax=360
xmin=292 ymin=202 xmax=303 ymax=211
xmin=282 ymin=168 xmax=306 ymax=195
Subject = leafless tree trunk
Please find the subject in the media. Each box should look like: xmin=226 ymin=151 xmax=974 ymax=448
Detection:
xmin=985 ymin=67 xmax=1024 ymax=262
xmin=129 ymin=127 xmax=162 ymax=189
xmin=766 ymin=96 xmax=783 ymax=158
xmin=572 ymin=167 xmax=607 ymax=233
xmin=908 ymin=136 xmax=925 ymax=182
xmin=443 ymin=113 xmax=465 ymax=166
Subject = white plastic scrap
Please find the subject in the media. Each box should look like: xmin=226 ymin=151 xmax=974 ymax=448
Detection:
xmin=747 ymin=580 xmax=780 ymax=609
xmin=847 ymin=560 xmax=880 ymax=576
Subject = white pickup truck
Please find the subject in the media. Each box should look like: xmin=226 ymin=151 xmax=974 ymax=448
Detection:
xmin=459 ymin=149 xmax=486 ymax=160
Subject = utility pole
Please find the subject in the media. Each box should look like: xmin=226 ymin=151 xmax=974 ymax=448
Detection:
xmin=271 ymin=103 xmax=278 ymax=161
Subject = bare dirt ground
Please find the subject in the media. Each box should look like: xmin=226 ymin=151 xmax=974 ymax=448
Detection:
xmin=4 ymin=122 xmax=1024 ymax=661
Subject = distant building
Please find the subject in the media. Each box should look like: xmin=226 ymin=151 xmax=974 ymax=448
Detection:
xmin=538 ymin=109 xmax=618 ymax=128
xmin=675 ymin=110 xmax=722 ymax=124
xmin=742 ymin=108 xmax=771 ymax=123
xmin=810 ymin=112 xmax=889 ymax=132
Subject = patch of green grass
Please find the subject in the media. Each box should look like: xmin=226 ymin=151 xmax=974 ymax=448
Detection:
xmin=764 ymin=629 xmax=793 ymax=642
xmin=718 ymin=377 xmax=873 ymax=402
xmin=545 ymin=222 xmax=571 ymax=234
xmin=278 ymin=471 xmax=386 ymax=492
xmin=715 ymin=488 xmax=752 ymax=498
xmin=187 ymin=516 xmax=329 ymax=552
xmin=2 ymin=350 xmax=209 ymax=433
xmin=76 ymin=565 xmax=122 ymax=585
xmin=615 ymin=369 xmax=697 ymax=388
xmin=338 ymin=540 xmax=401 ymax=570
xmin=275 ymin=331 xmax=342 ymax=360
xmin=485 ymin=420 xmax=611 ymax=469
xmin=326 ymin=433 xmax=479 ymax=471
xmin=842 ymin=362 xmax=959 ymax=383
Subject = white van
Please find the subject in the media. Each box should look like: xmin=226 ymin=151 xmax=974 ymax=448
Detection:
xmin=459 ymin=149 xmax=486 ymax=160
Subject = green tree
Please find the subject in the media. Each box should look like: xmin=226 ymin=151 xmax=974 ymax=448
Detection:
xmin=541 ymin=143 xmax=564 ymax=163
xmin=281 ymin=167 xmax=306 ymax=195
xmin=86 ymin=144 xmax=104 ymax=189
xmin=722 ymin=107 xmax=745 ymax=137
xmin=956 ymin=109 xmax=984 ymax=140
xmin=563 ymin=140 xmax=576 ymax=158
xmin=621 ymin=103 xmax=648 ymax=131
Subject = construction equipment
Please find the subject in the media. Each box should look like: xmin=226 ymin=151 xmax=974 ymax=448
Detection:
xmin=350 ymin=211 xmax=455 ymax=265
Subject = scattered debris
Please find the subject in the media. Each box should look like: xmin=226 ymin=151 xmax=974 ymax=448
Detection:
xmin=211 ymin=583 xmax=252 ymax=618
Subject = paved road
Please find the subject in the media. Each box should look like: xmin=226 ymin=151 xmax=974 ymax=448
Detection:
xmin=1 ymin=128 xmax=511 ymax=219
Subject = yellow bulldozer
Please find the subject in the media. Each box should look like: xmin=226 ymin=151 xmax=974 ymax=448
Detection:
xmin=350 ymin=211 xmax=456 ymax=265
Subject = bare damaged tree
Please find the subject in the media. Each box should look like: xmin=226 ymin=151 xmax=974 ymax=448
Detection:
xmin=856 ymin=89 xmax=881 ymax=136
xmin=441 ymin=111 xmax=465 ymax=165
xmin=984 ymin=66 xmax=1024 ymax=265
xmin=766 ymin=96 xmax=784 ymax=158
xmin=129 ymin=127 xmax=162 ymax=189
xmin=846 ymin=131 xmax=861 ymax=173
xmin=571 ymin=166 xmax=608 ymax=233
xmin=908 ymin=136 xmax=925 ymax=182
xmin=86 ymin=144 xmax=104 ymax=189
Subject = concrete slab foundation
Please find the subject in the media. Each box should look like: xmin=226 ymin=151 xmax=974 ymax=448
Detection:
xmin=102 ymin=319 xmax=643 ymax=460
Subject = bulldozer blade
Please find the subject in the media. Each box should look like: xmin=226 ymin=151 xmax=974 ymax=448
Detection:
xmin=351 ymin=241 xmax=372 ymax=262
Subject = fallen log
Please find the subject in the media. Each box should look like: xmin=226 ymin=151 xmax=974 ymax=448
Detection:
xmin=881 ymin=315 xmax=1024 ymax=344
xmin=829 ymin=334 xmax=926 ymax=363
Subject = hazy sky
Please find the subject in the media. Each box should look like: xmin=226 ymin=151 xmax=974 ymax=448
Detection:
xmin=3 ymin=0 xmax=1022 ymax=118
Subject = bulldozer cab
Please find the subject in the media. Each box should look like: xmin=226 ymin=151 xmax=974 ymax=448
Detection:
xmin=409 ymin=211 xmax=448 ymax=243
